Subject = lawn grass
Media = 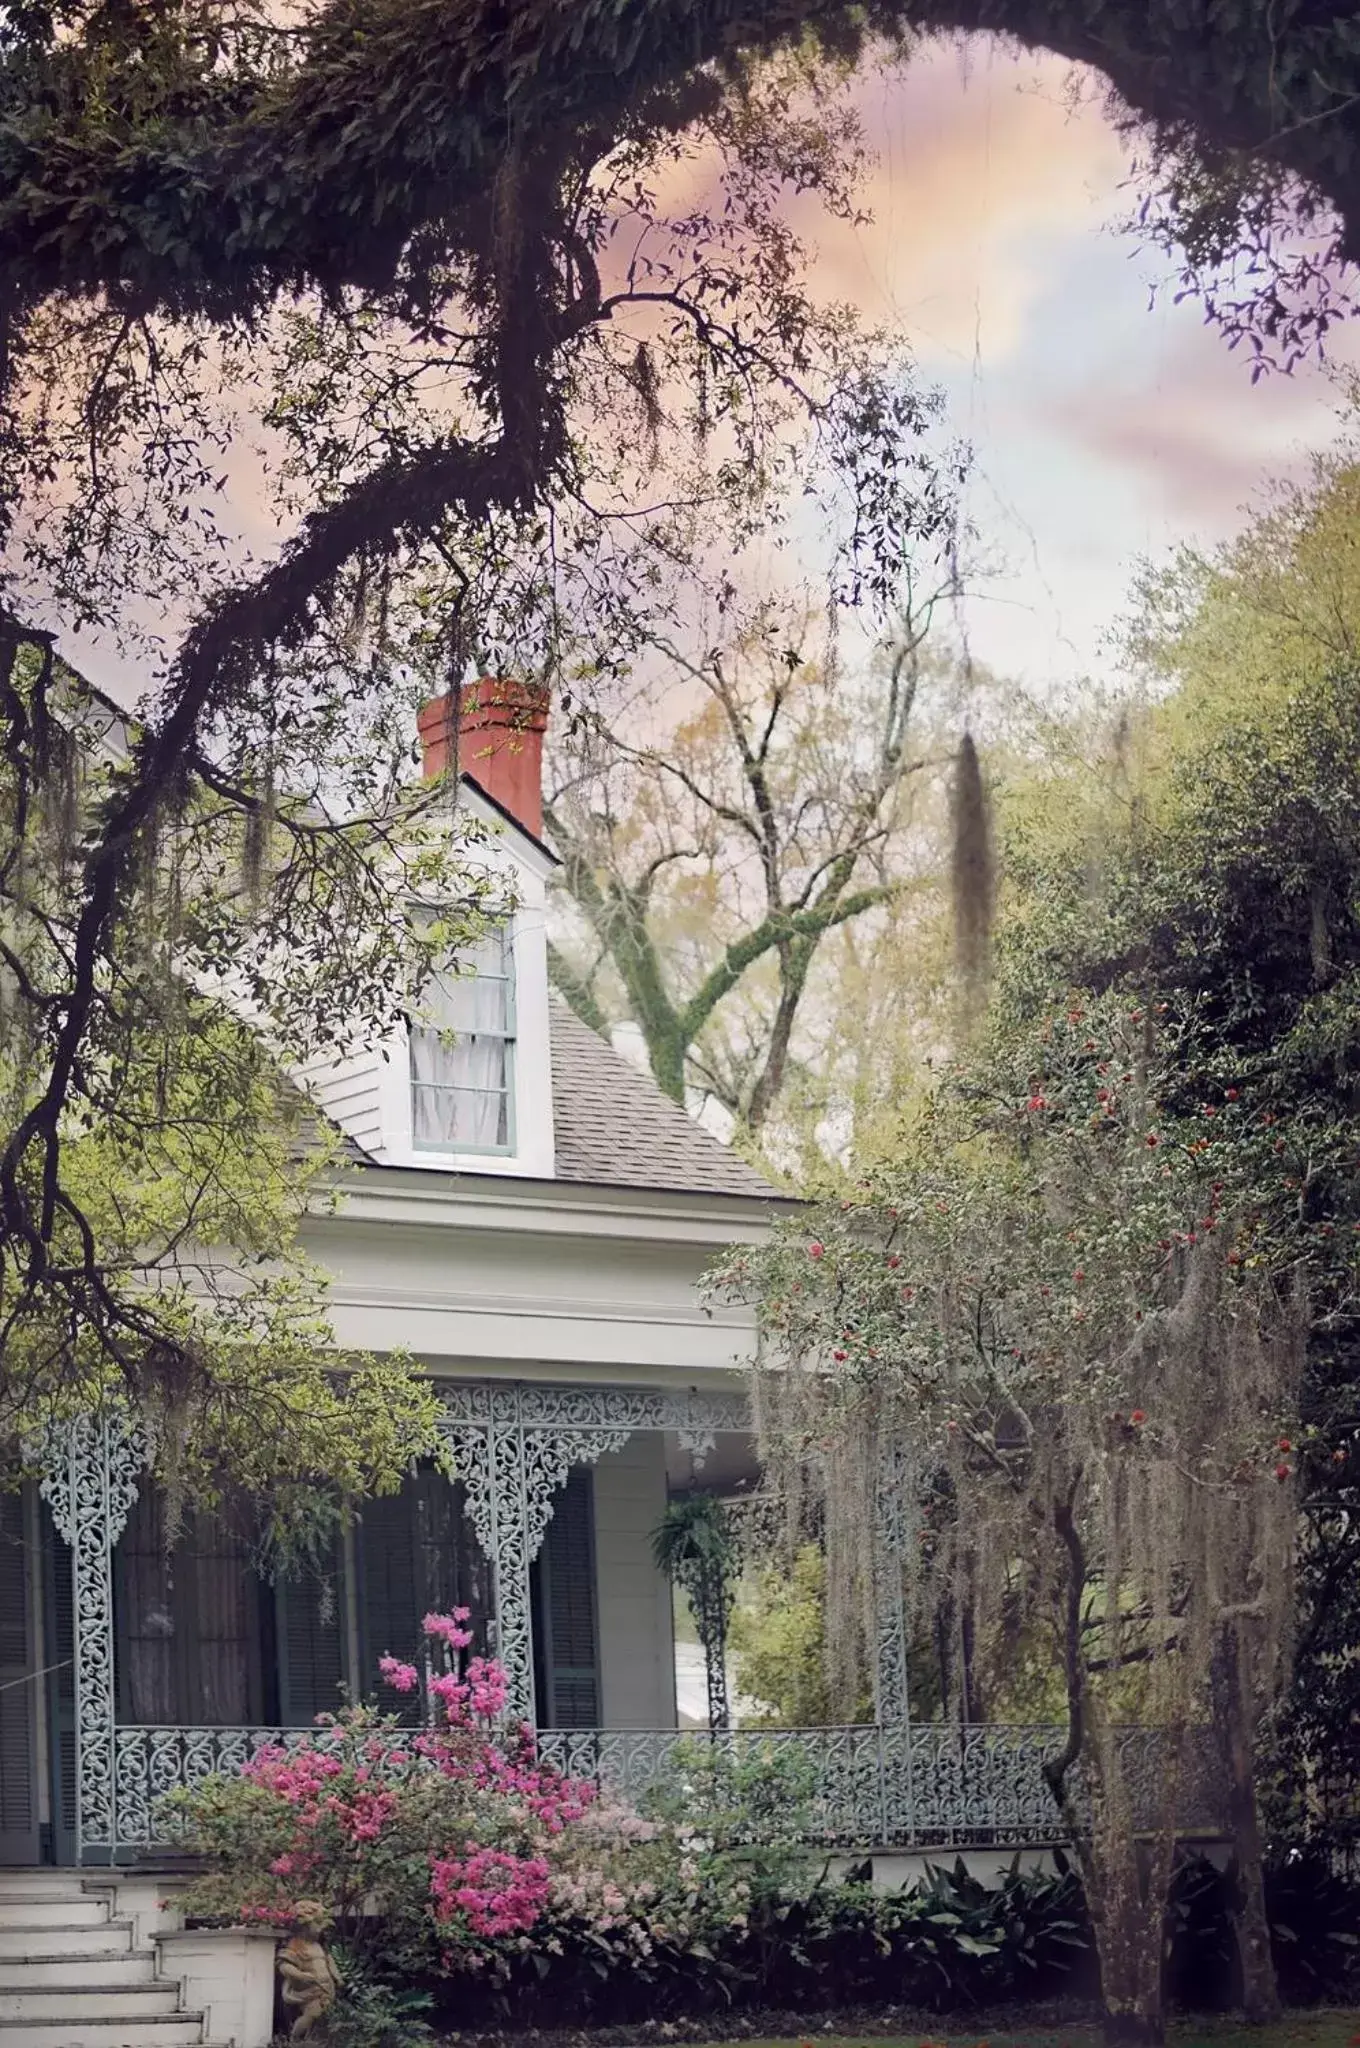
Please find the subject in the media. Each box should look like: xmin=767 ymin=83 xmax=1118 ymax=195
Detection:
xmin=693 ymin=2018 xmax=1360 ymax=2048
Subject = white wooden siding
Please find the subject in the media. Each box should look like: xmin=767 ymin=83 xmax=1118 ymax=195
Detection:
xmin=294 ymin=1048 xmax=385 ymax=1155
xmin=592 ymin=1437 xmax=676 ymax=1729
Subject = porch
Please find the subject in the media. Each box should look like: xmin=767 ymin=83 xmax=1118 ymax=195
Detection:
xmin=3 ymin=1382 xmax=1220 ymax=1867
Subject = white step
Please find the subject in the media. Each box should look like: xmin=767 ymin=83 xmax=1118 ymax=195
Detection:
xmin=0 ymin=1906 xmax=108 ymax=1932
xmin=0 ymin=1989 xmax=181 ymax=2022
xmin=0 ymin=1961 xmax=156 ymax=1993
xmin=0 ymin=2019 xmax=206 ymax=2047
xmin=0 ymin=1881 xmax=90 ymax=1903
xmin=0 ymin=1928 xmax=132 ymax=1962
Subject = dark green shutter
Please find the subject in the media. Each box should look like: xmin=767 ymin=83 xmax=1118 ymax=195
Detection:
xmin=357 ymin=1467 xmax=490 ymax=1724
xmin=532 ymin=1467 xmax=600 ymax=1729
xmin=275 ymin=1561 xmax=345 ymax=1727
xmin=0 ymin=1489 xmax=39 ymax=1863
xmin=358 ymin=1489 xmax=426 ymax=1725
xmin=43 ymin=1503 xmax=75 ymax=1865
xmin=113 ymin=1488 xmax=263 ymax=1726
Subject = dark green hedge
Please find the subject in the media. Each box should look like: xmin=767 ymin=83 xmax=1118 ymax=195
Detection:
xmin=382 ymin=1852 xmax=1359 ymax=2029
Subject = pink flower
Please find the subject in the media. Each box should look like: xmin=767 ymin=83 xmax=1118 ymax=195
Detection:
xmin=430 ymin=1848 xmax=552 ymax=1937
xmin=378 ymin=1655 xmax=420 ymax=1694
xmin=423 ymin=1612 xmax=474 ymax=1650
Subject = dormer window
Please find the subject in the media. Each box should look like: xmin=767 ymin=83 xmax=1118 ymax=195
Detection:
xmin=410 ymin=927 xmax=516 ymax=1154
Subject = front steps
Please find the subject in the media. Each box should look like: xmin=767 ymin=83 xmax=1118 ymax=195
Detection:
xmin=0 ymin=1876 xmax=215 ymax=2048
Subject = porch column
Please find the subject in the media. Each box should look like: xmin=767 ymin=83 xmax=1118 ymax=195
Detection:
xmin=31 ymin=1409 xmax=146 ymax=1864
xmin=872 ymin=1434 xmax=916 ymax=1843
xmin=871 ymin=1435 xmax=912 ymax=1724
xmin=436 ymin=1385 xmax=631 ymax=1724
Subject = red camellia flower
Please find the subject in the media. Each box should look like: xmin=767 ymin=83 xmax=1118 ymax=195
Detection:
xmin=1146 ymin=1133 xmax=1159 ymax=1148
xmin=1275 ymin=1463 xmax=1293 ymax=1482
xmin=1026 ymin=1094 xmax=1049 ymax=1112
xmin=886 ymin=1253 xmax=901 ymax=1268
xmin=1073 ymin=1269 xmax=1085 ymax=1285
xmin=808 ymin=1241 xmax=825 ymax=1259
xmin=832 ymin=1348 xmax=848 ymax=1361
xmin=1278 ymin=1437 xmax=1292 ymax=1452
xmin=1130 ymin=1409 xmax=1146 ymax=1425
xmin=1226 ymin=1087 xmax=1239 ymax=1100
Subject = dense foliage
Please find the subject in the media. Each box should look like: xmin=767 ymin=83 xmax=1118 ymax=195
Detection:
xmin=0 ymin=0 xmax=1355 ymax=333
xmin=0 ymin=645 xmax=482 ymax=1499
xmin=717 ymin=450 xmax=1360 ymax=2038
xmin=1009 ymin=452 xmax=1360 ymax=1865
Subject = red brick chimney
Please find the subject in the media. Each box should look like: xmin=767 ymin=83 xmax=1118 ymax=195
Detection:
xmin=417 ymin=678 xmax=550 ymax=842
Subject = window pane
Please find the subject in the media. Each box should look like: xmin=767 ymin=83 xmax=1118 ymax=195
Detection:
xmin=420 ymin=931 xmax=510 ymax=1036
xmin=412 ymin=1073 xmax=509 ymax=1149
xmin=411 ymin=923 xmax=513 ymax=1151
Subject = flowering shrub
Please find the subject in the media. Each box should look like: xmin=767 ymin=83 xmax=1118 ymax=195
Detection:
xmin=165 ymin=1613 xmax=601 ymax=1970
xmin=164 ymin=1616 xmax=774 ymax=1982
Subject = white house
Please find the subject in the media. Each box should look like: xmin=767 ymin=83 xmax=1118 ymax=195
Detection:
xmin=0 ymin=685 xmax=1224 ymax=2048
xmin=1 ymin=679 xmax=806 ymax=1876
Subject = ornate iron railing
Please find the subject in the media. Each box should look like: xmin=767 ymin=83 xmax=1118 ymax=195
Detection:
xmin=535 ymin=1725 xmax=1225 ymax=1849
xmin=112 ymin=1720 xmax=1224 ymax=1858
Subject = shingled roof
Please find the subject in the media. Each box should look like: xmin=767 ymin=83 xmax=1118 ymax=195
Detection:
xmin=548 ymin=996 xmax=782 ymax=1201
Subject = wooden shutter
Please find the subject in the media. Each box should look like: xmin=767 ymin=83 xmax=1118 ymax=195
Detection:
xmin=43 ymin=1504 xmax=75 ymax=1866
xmin=113 ymin=1488 xmax=263 ymax=1726
xmin=531 ymin=1467 xmax=600 ymax=1729
xmin=357 ymin=1467 xmax=490 ymax=1724
xmin=0 ymin=1489 xmax=40 ymax=1863
xmin=276 ymin=1560 xmax=345 ymax=1727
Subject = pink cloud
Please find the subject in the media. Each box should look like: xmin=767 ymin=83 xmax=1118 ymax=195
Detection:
xmin=1039 ymin=313 xmax=1358 ymax=529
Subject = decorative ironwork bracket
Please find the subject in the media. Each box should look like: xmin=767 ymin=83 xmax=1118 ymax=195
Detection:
xmin=435 ymin=1381 xmax=752 ymax=1721
xmin=29 ymin=1410 xmax=146 ymax=1863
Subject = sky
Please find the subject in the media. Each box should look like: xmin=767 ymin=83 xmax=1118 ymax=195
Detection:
xmin=779 ymin=37 xmax=1356 ymax=696
xmin=62 ymin=34 xmax=1356 ymax=711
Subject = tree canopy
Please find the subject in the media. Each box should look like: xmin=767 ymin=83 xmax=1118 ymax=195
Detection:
xmin=2 ymin=0 xmax=1357 ymax=1488
xmin=1 ymin=0 xmax=1357 ymax=328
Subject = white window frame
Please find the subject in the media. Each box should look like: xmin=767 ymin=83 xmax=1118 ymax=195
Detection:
xmin=409 ymin=921 xmax=517 ymax=1159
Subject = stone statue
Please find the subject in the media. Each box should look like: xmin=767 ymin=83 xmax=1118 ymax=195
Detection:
xmin=277 ymin=1901 xmax=341 ymax=2040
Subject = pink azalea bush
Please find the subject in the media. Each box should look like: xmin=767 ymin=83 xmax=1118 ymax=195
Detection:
xmin=164 ymin=1615 xmax=765 ymax=1979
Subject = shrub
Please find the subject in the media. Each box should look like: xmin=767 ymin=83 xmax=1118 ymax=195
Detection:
xmin=323 ymin=1958 xmax=435 ymax=2048
xmin=166 ymin=1627 xmax=1359 ymax=2026
xmin=167 ymin=1614 xmax=608 ymax=1975
xmin=164 ymin=1617 xmax=763 ymax=1987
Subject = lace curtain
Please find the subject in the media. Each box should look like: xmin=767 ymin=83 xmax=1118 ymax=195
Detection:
xmin=411 ymin=928 xmax=513 ymax=1149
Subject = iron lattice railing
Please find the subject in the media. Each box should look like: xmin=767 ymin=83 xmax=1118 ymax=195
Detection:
xmin=113 ymin=1721 xmax=1225 ymax=1858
